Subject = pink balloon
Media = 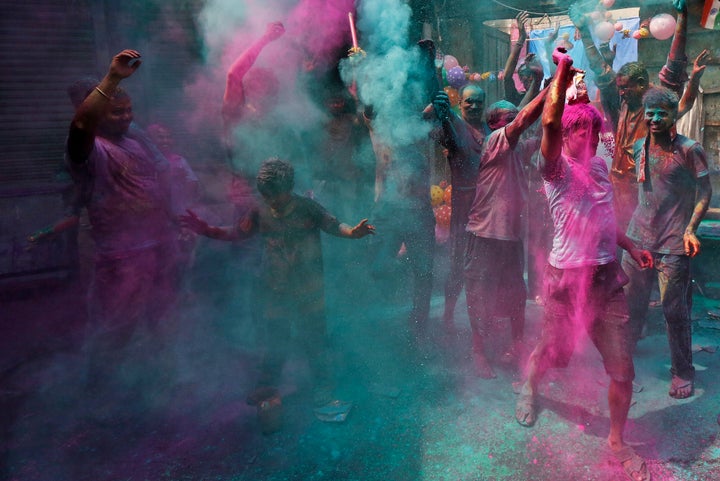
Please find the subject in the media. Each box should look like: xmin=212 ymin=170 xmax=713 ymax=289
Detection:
xmin=614 ymin=22 xmax=624 ymax=31
xmin=595 ymin=21 xmax=615 ymax=42
xmin=602 ymin=0 xmax=615 ymax=7
xmin=649 ymin=13 xmax=676 ymax=40
xmin=632 ymin=30 xmax=643 ymax=39
xmin=443 ymin=55 xmax=459 ymax=70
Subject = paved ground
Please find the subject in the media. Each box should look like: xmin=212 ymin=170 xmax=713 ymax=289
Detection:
xmin=2 ymin=250 xmax=720 ymax=481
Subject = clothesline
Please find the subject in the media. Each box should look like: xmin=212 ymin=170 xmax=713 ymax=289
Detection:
xmin=486 ymin=0 xmax=596 ymax=17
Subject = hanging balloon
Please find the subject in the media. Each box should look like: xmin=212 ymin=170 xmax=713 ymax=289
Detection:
xmin=649 ymin=13 xmax=677 ymax=40
xmin=595 ymin=21 xmax=616 ymax=42
xmin=434 ymin=204 xmax=451 ymax=228
xmin=602 ymin=0 xmax=616 ymax=7
xmin=446 ymin=66 xmax=467 ymax=89
xmin=614 ymin=22 xmax=624 ymax=31
xmin=443 ymin=55 xmax=459 ymax=70
xmin=430 ymin=185 xmax=445 ymax=207
xmin=443 ymin=86 xmax=460 ymax=107
xmin=443 ymin=184 xmax=452 ymax=205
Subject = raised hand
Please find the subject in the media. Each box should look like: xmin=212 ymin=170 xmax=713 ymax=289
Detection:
xmin=692 ymin=49 xmax=711 ymax=77
xmin=109 ymin=49 xmax=142 ymax=80
xmin=673 ymin=0 xmax=687 ymax=13
xmin=552 ymin=47 xmax=572 ymax=66
xmin=432 ymin=91 xmax=451 ymax=121
xmin=516 ymin=11 xmax=529 ymax=41
xmin=265 ymin=21 xmax=285 ymax=41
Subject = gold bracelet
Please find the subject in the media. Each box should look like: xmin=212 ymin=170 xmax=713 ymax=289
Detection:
xmin=94 ymin=86 xmax=111 ymax=100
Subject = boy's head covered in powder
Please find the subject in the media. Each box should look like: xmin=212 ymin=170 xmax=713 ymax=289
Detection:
xmin=256 ymin=157 xmax=294 ymax=210
xmin=485 ymin=100 xmax=519 ymax=131
xmin=561 ymin=103 xmax=603 ymax=161
xmin=642 ymin=86 xmax=679 ymax=135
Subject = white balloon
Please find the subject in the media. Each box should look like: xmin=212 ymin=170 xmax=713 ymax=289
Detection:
xmin=595 ymin=21 xmax=615 ymax=42
xmin=649 ymin=13 xmax=676 ymax=41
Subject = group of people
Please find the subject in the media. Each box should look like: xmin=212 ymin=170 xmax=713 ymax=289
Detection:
xmin=432 ymin=2 xmax=710 ymax=480
xmin=55 ymin=2 xmax=712 ymax=480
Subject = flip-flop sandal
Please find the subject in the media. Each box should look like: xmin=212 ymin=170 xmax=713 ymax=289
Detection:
xmin=612 ymin=445 xmax=651 ymax=481
xmin=515 ymin=393 xmax=537 ymax=427
xmin=668 ymin=376 xmax=694 ymax=399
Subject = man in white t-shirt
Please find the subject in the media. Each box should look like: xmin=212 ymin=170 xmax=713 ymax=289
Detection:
xmin=515 ymin=48 xmax=653 ymax=481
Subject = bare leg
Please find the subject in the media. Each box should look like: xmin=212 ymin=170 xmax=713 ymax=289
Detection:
xmin=607 ymin=379 xmax=632 ymax=451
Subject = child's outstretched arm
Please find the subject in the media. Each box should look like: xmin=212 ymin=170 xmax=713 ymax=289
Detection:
xmin=338 ymin=218 xmax=375 ymax=239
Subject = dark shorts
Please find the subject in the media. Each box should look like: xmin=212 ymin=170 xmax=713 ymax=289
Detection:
xmin=539 ymin=261 xmax=635 ymax=382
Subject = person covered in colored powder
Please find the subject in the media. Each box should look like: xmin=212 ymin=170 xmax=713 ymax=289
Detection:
xmin=622 ymin=86 xmax=712 ymax=399
xmin=571 ymin=0 xmax=691 ymax=234
xmin=431 ymin=83 xmax=491 ymax=329
xmin=65 ymin=50 xmax=179 ymax=397
xmin=502 ymin=10 xmax=547 ymax=108
xmin=514 ymin=48 xmax=653 ymax=481
xmin=461 ymin=85 xmax=550 ymax=378
xmin=180 ymin=158 xmax=375 ymax=409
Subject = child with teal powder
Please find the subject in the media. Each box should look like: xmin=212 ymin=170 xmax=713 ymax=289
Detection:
xmin=181 ymin=157 xmax=375 ymax=408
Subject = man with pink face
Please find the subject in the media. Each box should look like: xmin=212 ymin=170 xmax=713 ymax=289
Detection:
xmin=515 ymin=48 xmax=653 ymax=481
xmin=66 ymin=50 xmax=178 ymax=396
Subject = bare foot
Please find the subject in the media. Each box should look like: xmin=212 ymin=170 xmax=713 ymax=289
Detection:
xmin=515 ymin=382 xmax=537 ymax=427
xmin=473 ymin=352 xmax=497 ymax=379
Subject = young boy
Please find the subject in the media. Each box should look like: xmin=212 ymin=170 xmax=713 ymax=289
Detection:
xmin=181 ymin=158 xmax=374 ymax=408
xmin=515 ymin=49 xmax=653 ymax=481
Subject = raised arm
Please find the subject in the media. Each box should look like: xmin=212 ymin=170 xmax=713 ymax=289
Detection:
xmin=431 ymin=91 xmax=461 ymax=152
xmin=67 ymin=49 xmax=141 ymax=162
xmin=569 ymin=7 xmax=619 ymax=129
xmin=678 ymin=49 xmax=709 ymax=118
xmin=659 ymin=0 xmax=689 ymax=96
xmin=222 ymin=21 xmax=285 ymax=126
xmin=503 ymin=11 xmax=529 ymax=104
xmin=504 ymin=83 xmax=548 ymax=147
xmin=539 ymin=49 xmax=574 ymax=177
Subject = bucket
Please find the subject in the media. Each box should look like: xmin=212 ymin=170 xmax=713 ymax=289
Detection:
xmin=257 ymin=395 xmax=282 ymax=434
